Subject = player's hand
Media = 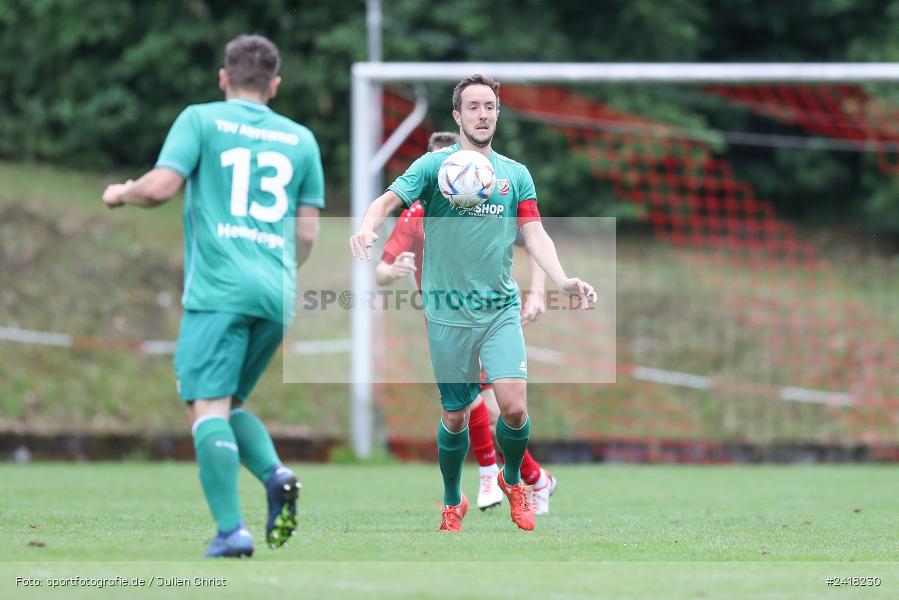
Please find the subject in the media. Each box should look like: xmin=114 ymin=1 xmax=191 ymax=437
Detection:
xmin=520 ymin=289 xmax=546 ymax=325
xmin=560 ymin=277 xmax=597 ymax=310
xmin=101 ymin=180 xmax=133 ymax=209
xmin=349 ymin=229 xmax=379 ymax=260
xmin=391 ymin=252 xmax=417 ymax=278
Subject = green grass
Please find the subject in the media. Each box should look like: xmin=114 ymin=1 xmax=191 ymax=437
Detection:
xmin=0 ymin=160 xmax=349 ymax=436
xmin=2 ymin=463 xmax=899 ymax=599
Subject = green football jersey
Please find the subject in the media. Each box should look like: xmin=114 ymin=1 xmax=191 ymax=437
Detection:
xmin=156 ymin=98 xmax=325 ymax=323
xmin=388 ymin=143 xmax=537 ymax=326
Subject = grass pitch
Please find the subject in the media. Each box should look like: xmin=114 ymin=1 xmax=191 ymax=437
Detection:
xmin=3 ymin=463 xmax=899 ymax=599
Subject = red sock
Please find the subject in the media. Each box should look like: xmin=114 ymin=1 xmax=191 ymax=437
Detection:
xmin=520 ymin=450 xmax=541 ymax=486
xmin=468 ymin=402 xmax=496 ymax=467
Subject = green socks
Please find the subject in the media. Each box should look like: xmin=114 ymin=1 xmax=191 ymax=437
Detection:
xmin=192 ymin=416 xmax=243 ymax=533
xmin=437 ymin=420 xmax=470 ymax=506
xmin=229 ymin=407 xmax=281 ymax=483
xmin=496 ymin=416 xmax=531 ymax=485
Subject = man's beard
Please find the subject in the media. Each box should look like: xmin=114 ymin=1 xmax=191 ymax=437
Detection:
xmin=461 ymin=123 xmax=493 ymax=148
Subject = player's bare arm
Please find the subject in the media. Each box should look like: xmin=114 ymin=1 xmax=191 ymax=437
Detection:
xmin=520 ymin=220 xmax=597 ymax=310
xmin=375 ymin=251 xmax=416 ymax=286
xmin=521 ymin=247 xmax=546 ymax=325
xmin=296 ymin=205 xmax=321 ymax=268
xmin=349 ymin=190 xmax=405 ymax=260
xmin=102 ymin=167 xmax=184 ymax=208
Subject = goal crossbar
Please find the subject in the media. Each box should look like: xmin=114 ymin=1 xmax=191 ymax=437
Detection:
xmin=349 ymin=61 xmax=899 ymax=459
xmin=353 ymin=62 xmax=899 ymax=83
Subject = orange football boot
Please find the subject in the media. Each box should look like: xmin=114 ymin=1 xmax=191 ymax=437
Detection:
xmin=439 ymin=493 xmax=469 ymax=533
xmin=497 ymin=469 xmax=536 ymax=531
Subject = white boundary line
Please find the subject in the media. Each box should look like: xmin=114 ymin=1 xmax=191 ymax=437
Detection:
xmin=139 ymin=340 xmax=177 ymax=355
xmin=631 ymin=366 xmax=713 ymax=390
xmin=0 ymin=326 xmax=854 ymax=406
xmin=0 ymin=327 xmax=72 ymax=347
xmin=780 ymin=386 xmax=853 ymax=407
xmin=291 ymin=339 xmax=353 ymax=355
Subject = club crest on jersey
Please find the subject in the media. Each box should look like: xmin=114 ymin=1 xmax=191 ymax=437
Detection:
xmin=496 ymin=179 xmax=511 ymax=196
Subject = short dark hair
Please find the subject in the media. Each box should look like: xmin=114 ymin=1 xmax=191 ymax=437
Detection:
xmin=427 ymin=131 xmax=459 ymax=152
xmin=452 ymin=74 xmax=500 ymax=111
xmin=224 ymin=34 xmax=281 ymax=95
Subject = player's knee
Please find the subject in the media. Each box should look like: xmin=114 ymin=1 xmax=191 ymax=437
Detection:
xmin=442 ymin=410 xmax=468 ymax=432
xmin=190 ymin=397 xmax=232 ymax=421
xmin=500 ymin=403 xmax=528 ymax=427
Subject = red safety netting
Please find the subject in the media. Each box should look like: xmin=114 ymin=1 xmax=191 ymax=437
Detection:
xmin=706 ymin=84 xmax=899 ymax=173
xmin=376 ymin=85 xmax=899 ymax=451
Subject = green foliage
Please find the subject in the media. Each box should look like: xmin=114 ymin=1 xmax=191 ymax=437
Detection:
xmin=1 ymin=0 xmax=898 ymax=227
xmin=0 ymin=0 xmax=366 ymax=186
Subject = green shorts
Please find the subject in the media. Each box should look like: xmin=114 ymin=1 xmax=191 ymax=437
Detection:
xmin=427 ymin=309 xmax=527 ymax=411
xmin=174 ymin=310 xmax=283 ymax=403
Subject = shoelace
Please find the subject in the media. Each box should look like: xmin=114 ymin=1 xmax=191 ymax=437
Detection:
xmin=441 ymin=505 xmax=461 ymax=528
xmin=480 ymin=475 xmax=494 ymax=491
xmin=512 ymin=485 xmax=533 ymax=513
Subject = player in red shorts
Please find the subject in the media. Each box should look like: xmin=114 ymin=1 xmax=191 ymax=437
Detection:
xmin=376 ymin=131 xmax=557 ymax=514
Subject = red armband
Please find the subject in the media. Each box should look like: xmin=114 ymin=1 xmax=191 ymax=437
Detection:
xmin=517 ymin=199 xmax=541 ymax=228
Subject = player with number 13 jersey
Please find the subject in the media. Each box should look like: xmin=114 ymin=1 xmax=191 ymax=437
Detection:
xmin=102 ymin=34 xmax=323 ymax=558
xmin=158 ymin=94 xmax=324 ymax=321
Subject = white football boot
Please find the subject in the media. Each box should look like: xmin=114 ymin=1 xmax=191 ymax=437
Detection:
xmin=477 ymin=467 xmax=504 ymax=510
xmin=532 ymin=469 xmax=557 ymax=515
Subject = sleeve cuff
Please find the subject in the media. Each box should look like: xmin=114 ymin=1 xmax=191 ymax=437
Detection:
xmin=155 ymin=160 xmax=190 ymax=178
xmin=297 ymin=198 xmax=325 ymax=209
xmin=388 ymin=186 xmax=414 ymax=207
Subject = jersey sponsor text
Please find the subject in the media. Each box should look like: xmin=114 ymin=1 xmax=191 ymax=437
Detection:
xmin=217 ymin=222 xmax=285 ymax=249
xmin=215 ymin=119 xmax=300 ymax=146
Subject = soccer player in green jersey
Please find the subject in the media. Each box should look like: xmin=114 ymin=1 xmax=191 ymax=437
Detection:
xmin=102 ymin=35 xmax=324 ymax=557
xmin=377 ymin=132 xmax=558 ymax=514
xmin=350 ymin=74 xmax=596 ymax=532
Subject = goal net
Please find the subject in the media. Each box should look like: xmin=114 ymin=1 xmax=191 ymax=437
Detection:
xmin=341 ymin=64 xmax=899 ymax=459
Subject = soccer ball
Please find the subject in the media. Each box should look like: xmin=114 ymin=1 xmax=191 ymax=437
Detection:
xmin=437 ymin=150 xmax=495 ymax=209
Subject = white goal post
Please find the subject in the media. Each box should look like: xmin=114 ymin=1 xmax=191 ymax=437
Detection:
xmin=349 ymin=62 xmax=899 ymax=459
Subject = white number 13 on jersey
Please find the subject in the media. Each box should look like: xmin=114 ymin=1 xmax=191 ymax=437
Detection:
xmin=221 ymin=147 xmax=293 ymax=223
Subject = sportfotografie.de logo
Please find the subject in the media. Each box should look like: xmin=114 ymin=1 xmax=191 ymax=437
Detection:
xmin=300 ymin=289 xmax=595 ymax=312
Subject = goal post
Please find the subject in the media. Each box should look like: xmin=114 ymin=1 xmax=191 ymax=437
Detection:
xmin=349 ymin=62 xmax=899 ymax=459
